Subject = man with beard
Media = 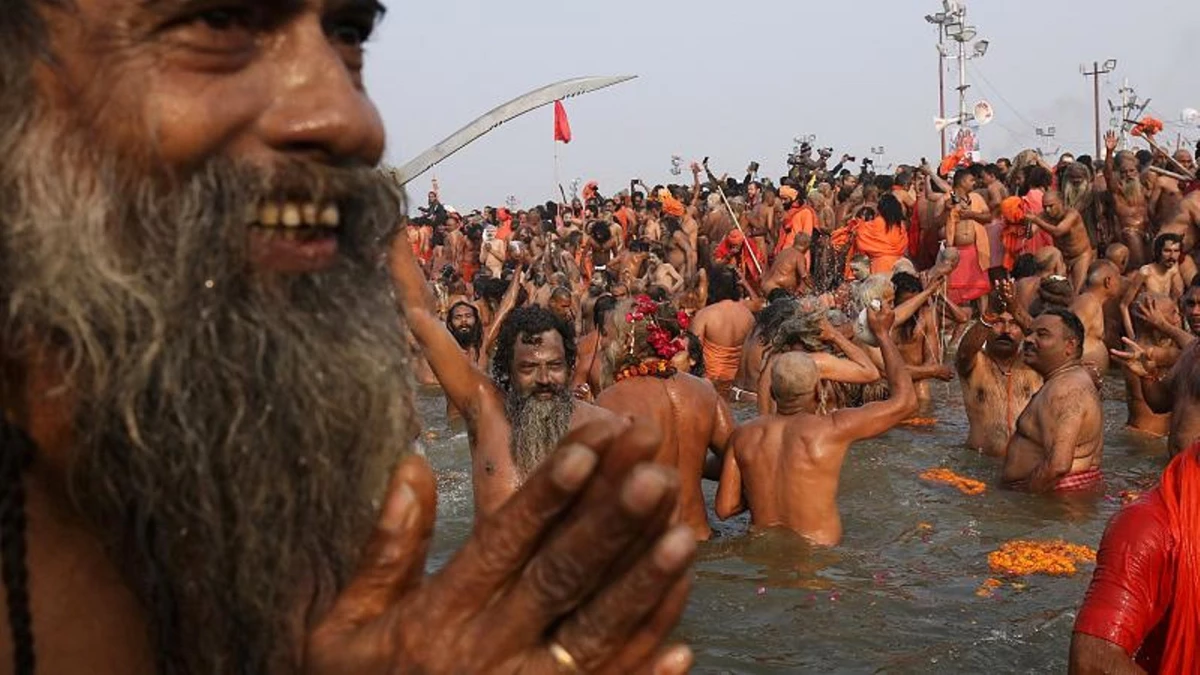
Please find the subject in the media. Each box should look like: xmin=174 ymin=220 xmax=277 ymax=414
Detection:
xmin=1062 ymin=161 xmax=1105 ymax=249
xmin=595 ymin=298 xmax=736 ymax=541
xmin=956 ymin=290 xmax=1042 ymax=457
xmin=393 ymin=242 xmax=621 ymax=513
xmin=0 ymin=3 xmax=700 ymax=672
xmin=1161 ymin=182 xmax=1200 ymax=286
xmin=1028 ymin=191 xmax=1095 ymax=294
xmin=1003 ymin=309 xmax=1105 ymax=493
xmin=1120 ymin=233 xmax=1185 ymax=341
xmin=447 ymin=301 xmax=485 ymax=364
xmin=1104 ymin=131 xmax=1153 ymax=268
xmin=1118 ymin=293 xmax=1183 ymax=437
xmin=1112 ymin=282 xmax=1200 ymax=456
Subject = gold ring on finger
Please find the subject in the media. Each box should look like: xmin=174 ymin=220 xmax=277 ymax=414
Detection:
xmin=548 ymin=641 xmax=580 ymax=674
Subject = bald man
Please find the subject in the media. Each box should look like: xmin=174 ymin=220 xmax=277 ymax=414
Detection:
xmin=715 ymin=307 xmax=918 ymax=546
xmin=1028 ymin=191 xmax=1095 ymax=293
xmin=1070 ymin=260 xmax=1123 ymax=372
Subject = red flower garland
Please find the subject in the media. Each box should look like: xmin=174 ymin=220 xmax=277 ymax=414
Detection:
xmin=625 ymin=295 xmax=687 ymax=361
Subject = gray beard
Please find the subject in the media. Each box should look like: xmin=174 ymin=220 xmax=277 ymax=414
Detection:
xmin=1122 ymin=178 xmax=1143 ymax=203
xmin=1064 ymin=183 xmax=1091 ymax=211
xmin=506 ymin=388 xmax=574 ymax=479
xmin=0 ymin=110 xmax=415 ymax=674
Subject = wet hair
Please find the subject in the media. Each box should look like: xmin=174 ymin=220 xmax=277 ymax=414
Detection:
xmin=593 ymin=294 xmax=618 ymax=335
xmin=766 ymin=288 xmax=793 ymax=305
xmin=894 ymin=169 xmax=914 ymax=189
xmin=589 ymin=220 xmax=612 ymax=243
xmin=878 ymin=194 xmax=905 ymax=229
xmin=1025 ymin=166 xmax=1053 ymax=191
xmin=663 ymin=216 xmax=681 ymax=235
xmin=1136 ymin=150 xmax=1153 ymax=169
xmin=952 ymin=170 xmax=974 ymax=188
xmin=446 ymin=301 xmax=483 ymax=350
xmin=1 ymin=423 xmax=36 ymax=675
xmin=891 ymin=271 xmax=923 ymax=299
xmin=707 ymin=265 xmax=743 ymax=304
xmin=1041 ymin=307 xmax=1086 ymax=358
xmin=1012 ymin=254 xmax=1040 ymax=279
xmin=490 ymin=306 xmax=577 ymax=392
xmin=685 ymin=332 xmax=705 ymax=377
xmin=1154 ymin=232 xmax=1184 ymax=260
xmin=982 ymin=164 xmax=1003 ymax=180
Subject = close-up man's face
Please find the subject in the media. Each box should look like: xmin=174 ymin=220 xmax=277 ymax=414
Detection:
xmin=1022 ymin=314 xmax=1076 ymax=373
xmin=1158 ymin=240 xmax=1182 ymax=268
xmin=1043 ymin=192 xmax=1065 ymax=219
xmin=512 ymin=330 xmax=570 ymax=399
xmin=1184 ymin=288 xmax=1200 ymax=335
xmin=984 ymin=312 xmax=1024 ymax=357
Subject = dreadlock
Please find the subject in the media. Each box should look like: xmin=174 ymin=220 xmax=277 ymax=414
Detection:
xmin=1 ymin=421 xmax=35 ymax=675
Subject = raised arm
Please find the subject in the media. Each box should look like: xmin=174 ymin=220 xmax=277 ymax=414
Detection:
xmin=481 ymin=269 xmax=525 ymax=357
xmin=1029 ymin=212 xmax=1073 ymax=237
xmin=1102 ymin=131 xmax=1119 ymax=189
xmin=828 ymin=308 xmax=918 ymax=443
xmin=1135 ymin=295 xmax=1196 ymax=349
xmin=714 ymin=437 xmax=746 ymax=519
xmin=1119 ymin=272 xmax=1148 ymax=342
xmin=390 ymin=235 xmax=499 ymax=421
xmin=812 ymin=319 xmax=881 ymax=384
xmin=954 ymin=321 xmax=992 ymax=377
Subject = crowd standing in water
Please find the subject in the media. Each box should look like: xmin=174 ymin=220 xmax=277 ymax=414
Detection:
xmin=400 ymin=130 xmax=1200 ymax=672
xmin=2 ymin=1 xmax=1200 ymax=672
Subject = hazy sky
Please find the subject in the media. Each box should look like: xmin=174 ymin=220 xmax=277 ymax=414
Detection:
xmin=365 ymin=0 xmax=1200 ymax=212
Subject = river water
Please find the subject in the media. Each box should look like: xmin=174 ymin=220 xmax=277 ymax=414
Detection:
xmin=415 ymin=377 xmax=1165 ymax=674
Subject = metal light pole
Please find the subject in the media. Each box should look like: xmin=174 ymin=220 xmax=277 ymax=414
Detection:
xmin=925 ymin=12 xmax=950 ymax=157
xmin=1035 ymin=126 xmax=1059 ymax=159
xmin=1082 ymin=59 xmax=1117 ymax=158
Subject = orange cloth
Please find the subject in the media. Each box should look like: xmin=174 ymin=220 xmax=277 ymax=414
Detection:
xmin=948 ymin=243 xmax=991 ymax=304
xmin=701 ymin=338 xmax=742 ymax=382
xmin=1000 ymin=196 xmax=1030 ymax=270
xmin=658 ymin=188 xmax=685 ymax=217
xmin=776 ymin=205 xmax=816 ymax=255
xmin=714 ymin=232 xmax=765 ymax=284
xmin=855 ymin=216 xmax=909 ymax=274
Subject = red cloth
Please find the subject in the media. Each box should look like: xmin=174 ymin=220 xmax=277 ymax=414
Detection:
xmin=1055 ymin=467 xmax=1103 ymax=492
xmin=554 ymin=100 xmax=572 ymax=143
xmin=948 ymin=243 xmax=990 ymax=304
xmin=907 ymin=201 xmax=922 ymax=258
xmin=715 ymin=232 xmax=765 ymax=284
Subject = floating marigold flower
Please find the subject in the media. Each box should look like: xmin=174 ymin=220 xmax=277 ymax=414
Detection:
xmin=975 ymin=577 xmax=1004 ymax=598
xmin=902 ymin=417 xmax=938 ymax=427
xmin=987 ymin=539 xmax=1096 ymax=577
xmin=920 ymin=468 xmax=987 ymax=496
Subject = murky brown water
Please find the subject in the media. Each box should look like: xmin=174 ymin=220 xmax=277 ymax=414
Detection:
xmin=416 ymin=377 xmax=1166 ymax=674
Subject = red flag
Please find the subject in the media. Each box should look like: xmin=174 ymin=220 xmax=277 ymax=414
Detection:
xmin=554 ymin=100 xmax=572 ymax=144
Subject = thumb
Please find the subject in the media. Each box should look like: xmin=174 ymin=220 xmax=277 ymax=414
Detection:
xmin=321 ymin=454 xmax=438 ymax=631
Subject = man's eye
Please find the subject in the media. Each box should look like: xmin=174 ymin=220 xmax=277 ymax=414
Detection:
xmin=328 ymin=21 xmax=373 ymax=47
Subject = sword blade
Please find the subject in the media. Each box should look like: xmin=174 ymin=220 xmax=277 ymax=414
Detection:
xmin=388 ymin=75 xmax=636 ymax=186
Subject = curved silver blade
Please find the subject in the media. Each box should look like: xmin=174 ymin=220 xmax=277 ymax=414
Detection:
xmin=387 ymin=75 xmax=636 ymax=186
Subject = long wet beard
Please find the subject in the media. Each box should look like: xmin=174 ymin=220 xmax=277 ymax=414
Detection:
xmin=1064 ymin=182 xmax=1090 ymax=211
xmin=506 ymin=388 xmax=574 ymax=479
xmin=0 ymin=112 xmax=416 ymax=674
xmin=1122 ymin=178 xmax=1143 ymax=202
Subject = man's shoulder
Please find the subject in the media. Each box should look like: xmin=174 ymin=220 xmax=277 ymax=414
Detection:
xmin=572 ymin=398 xmax=623 ymax=424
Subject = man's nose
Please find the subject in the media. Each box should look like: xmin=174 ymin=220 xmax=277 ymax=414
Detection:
xmin=255 ymin=16 xmax=385 ymax=165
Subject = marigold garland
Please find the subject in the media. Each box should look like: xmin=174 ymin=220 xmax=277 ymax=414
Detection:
xmin=987 ymin=539 xmax=1096 ymax=577
xmin=920 ymin=468 xmax=987 ymax=496
xmin=614 ymin=359 xmax=677 ymax=383
xmin=902 ymin=417 xmax=939 ymax=427
xmin=1130 ymin=116 xmax=1164 ymax=138
xmin=625 ymin=295 xmax=687 ymax=361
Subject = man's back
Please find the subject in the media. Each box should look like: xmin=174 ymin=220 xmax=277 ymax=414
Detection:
xmin=728 ymin=413 xmax=845 ymax=545
xmin=597 ymin=373 xmax=734 ymax=540
xmin=692 ymin=300 xmax=755 ymax=346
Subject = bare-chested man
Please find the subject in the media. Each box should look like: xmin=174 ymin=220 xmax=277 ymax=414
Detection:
xmin=761 ymin=232 xmax=812 ymax=296
xmin=1003 ymin=309 xmax=1104 ymax=493
xmin=956 ymin=299 xmax=1042 ymax=457
xmin=1070 ymin=260 xmax=1123 ymax=372
xmin=1118 ymin=294 xmax=1184 ymax=436
xmin=945 ymin=169 xmax=993 ymax=307
xmin=1029 ymin=191 xmax=1095 ymax=293
xmin=890 ymin=272 xmax=954 ymax=411
xmin=394 ymin=243 xmax=619 ymax=514
xmin=596 ymin=299 xmax=736 ymax=540
xmin=1112 ymin=283 xmax=1200 ymax=455
xmin=1150 ymin=149 xmax=1196 ymax=227
xmin=1104 ymin=131 xmax=1153 ymax=267
xmin=1013 ymin=247 xmax=1066 ymax=314
xmin=690 ymin=266 xmax=758 ymax=397
xmin=646 ymin=247 xmax=686 ymax=296
xmin=1120 ymin=232 xmax=1185 ymax=341
xmin=714 ymin=307 xmax=918 ymax=546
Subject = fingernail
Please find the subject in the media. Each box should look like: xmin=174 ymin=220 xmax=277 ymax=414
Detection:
xmin=552 ymin=444 xmax=598 ymax=490
xmin=381 ymin=482 xmax=417 ymax=532
xmin=656 ymin=645 xmax=694 ymax=675
xmin=654 ymin=526 xmax=697 ymax=571
xmin=621 ymin=465 xmax=668 ymax=515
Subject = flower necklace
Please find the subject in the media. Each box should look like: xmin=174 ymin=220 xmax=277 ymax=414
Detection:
xmin=614 ymin=359 xmax=677 ymax=383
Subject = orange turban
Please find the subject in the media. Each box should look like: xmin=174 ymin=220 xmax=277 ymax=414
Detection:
xmin=779 ymin=186 xmax=799 ymax=202
xmin=1000 ymin=196 xmax=1027 ymax=224
xmin=658 ymin=188 xmax=685 ymax=217
xmin=727 ymin=229 xmax=744 ymax=245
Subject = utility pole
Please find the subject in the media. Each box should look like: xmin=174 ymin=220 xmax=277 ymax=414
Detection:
xmin=1082 ymin=59 xmax=1117 ymax=158
xmin=926 ymin=11 xmax=952 ymax=158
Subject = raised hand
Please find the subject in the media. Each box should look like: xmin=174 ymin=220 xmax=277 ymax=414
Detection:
xmin=1104 ymin=130 xmax=1119 ymax=153
xmin=1133 ymin=294 xmax=1171 ymax=330
xmin=305 ymin=420 xmax=696 ymax=675
xmin=1110 ymin=337 xmax=1156 ymax=379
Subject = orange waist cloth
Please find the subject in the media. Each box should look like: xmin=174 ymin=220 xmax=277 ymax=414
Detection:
xmin=856 ymin=216 xmax=908 ymax=274
xmin=701 ymin=339 xmax=742 ymax=382
xmin=948 ymin=243 xmax=991 ymax=303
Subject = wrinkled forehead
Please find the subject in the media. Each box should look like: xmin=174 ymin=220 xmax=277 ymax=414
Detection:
xmin=514 ymin=330 xmax=565 ymax=359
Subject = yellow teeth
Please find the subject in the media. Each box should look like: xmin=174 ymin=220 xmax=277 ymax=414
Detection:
xmin=255 ymin=202 xmax=339 ymax=228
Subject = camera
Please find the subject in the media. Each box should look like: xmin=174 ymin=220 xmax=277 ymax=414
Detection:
xmin=818 ymin=147 xmax=833 ymax=158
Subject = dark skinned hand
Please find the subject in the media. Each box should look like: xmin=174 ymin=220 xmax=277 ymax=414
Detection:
xmin=305 ymin=418 xmax=695 ymax=675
